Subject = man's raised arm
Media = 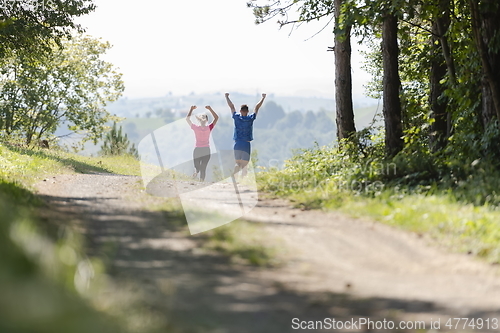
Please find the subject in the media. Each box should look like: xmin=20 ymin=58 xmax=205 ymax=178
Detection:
xmin=225 ymin=92 xmax=236 ymax=115
xmin=254 ymin=93 xmax=267 ymax=115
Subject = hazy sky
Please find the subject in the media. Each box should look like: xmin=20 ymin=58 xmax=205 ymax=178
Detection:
xmin=76 ymin=0 xmax=371 ymax=99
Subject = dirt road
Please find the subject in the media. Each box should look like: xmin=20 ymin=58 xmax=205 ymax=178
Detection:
xmin=35 ymin=173 xmax=500 ymax=332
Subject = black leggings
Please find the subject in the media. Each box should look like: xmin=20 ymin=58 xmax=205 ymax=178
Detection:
xmin=193 ymin=147 xmax=211 ymax=181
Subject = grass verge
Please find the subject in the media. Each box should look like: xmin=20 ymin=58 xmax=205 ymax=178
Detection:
xmin=0 ymin=142 xmax=168 ymax=333
xmin=337 ymin=194 xmax=500 ymax=262
xmin=1 ymin=142 xmax=141 ymax=184
xmin=256 ymin=144 xmax=500 ymax=264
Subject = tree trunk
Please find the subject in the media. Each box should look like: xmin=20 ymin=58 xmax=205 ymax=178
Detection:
xmin=382 ymin=12 xmax=403 ymax=157
xmin=429 ymin=34 xmax=448 ymax=150
xmin=479 ymin=0 xmax=500 ymax=127
xmin=482 ymin=76 xmax=496 ymax=126
xmin=429 ymin=0 xmax=451 ymax=150
xmin=470 ymin=0 xmax=500 ymax=124
xmin=334 ymin=0 xmax=356 ymax=143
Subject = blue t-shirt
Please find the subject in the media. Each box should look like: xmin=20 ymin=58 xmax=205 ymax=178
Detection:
xmin=232 ymin=113 xmax=256 ymax=141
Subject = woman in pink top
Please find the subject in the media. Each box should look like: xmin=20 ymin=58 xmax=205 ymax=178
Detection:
xmin=186 ymin=105 xmax=219 ymax=181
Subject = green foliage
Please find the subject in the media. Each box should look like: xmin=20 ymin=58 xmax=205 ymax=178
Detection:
xmin=0 ymin=34 xmax=124 ymax=145
xmin=0 ymin=143 xmax=165 ymax=333
xmin=0 ymin=201 xmax=127 ymax=333
xmin=100 ymin=122 xmax=138 ymax=158
xmin=249 ymin=0 xmax=334 ymax=26
xmin=10 ymin=219 xmax=114 ymax=329
xmin=361 ymin=38 xmax=383 ymax=99
xmin=0 ymin=0 xmax=95 ymax=58
xmin=361 ymin=0 xmax=500 ymax=159
xmin=249 ymin=0 xmax=500 ymax=272
xmin=250 ymin=0 xmax=500 ymax=164
xmin=257 ymin=140 xmax=500 ymax=262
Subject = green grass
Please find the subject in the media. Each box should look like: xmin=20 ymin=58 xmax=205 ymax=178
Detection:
xmin=0 ymin=142 xmax=167 ymax=333
xmin=200 ymin=219 xmax=286 ymax=267
xmin=338 ymin=194 xmax=500 ymax=262
xmin=0 ymin=142 xmax=141 ymax=186
xmin=256 ymin=143 xmax=500 ymax=264
xmin=0 ymin=142 xmax=141 ymax=209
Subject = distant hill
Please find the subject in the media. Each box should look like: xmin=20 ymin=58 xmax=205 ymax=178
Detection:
xmin=105 ymin=91 xmax=378 ymax=118
xmin=71 ymin=92 xmax=380 ymax=168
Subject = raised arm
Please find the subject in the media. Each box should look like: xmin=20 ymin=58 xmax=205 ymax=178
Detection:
xmin=205 ymin=105 xmax=219 ymax=126
xmin=186 ymin=105 xmax=196 ymax=126
xmin=254 ymin=93 xmax=267 ymax=115
xmin=225 ymin=92 xmax=236 ymax=115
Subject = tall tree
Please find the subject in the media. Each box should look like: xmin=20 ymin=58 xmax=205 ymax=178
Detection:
xmin=0 ymin=0 xmax=94 ymax=58
xmin=341 ymin=0 xmax=407 ymax=156
xmin=249 ymin=0 xmax=356 ymax=143
xmin=469 ymin=0 xmax=500 ymax=126
xmin=381 ymin=11 xmax=403 ymax=156
xmin=100 ymin=122 xmax=138 ymax=158
xmin=0 ymin=34 xmax=124 ymax=145
xmin=429 ymin=0 xmax=452 ymax=149
xmin=334 ymin=0 xmax=356 ymax=141
xmin=347 ymin=0 xmax=500 ymax=159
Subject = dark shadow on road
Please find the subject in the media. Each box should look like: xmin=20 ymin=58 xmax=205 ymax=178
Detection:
xmin=36 ymin=191 xmax=500 ymax=333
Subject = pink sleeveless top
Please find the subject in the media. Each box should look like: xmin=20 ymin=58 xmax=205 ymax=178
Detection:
xmin=191 ymin=123 xmax=214 ymax=147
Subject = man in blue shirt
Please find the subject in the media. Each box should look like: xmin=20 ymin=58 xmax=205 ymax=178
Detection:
xmin=225 ymin=92 xmax=266 ymax=178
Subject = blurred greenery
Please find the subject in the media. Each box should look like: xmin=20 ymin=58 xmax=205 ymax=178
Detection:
xmin=0 ymin=199 xmax=125 ymax=333
xmin=0 ymin=142 xmax=167 ymax=333
xmin=0 ymin=140 xmax=285 ymax=332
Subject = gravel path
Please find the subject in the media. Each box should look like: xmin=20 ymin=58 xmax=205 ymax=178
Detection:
xmin=35 ymin=173 xmax=500 ymax=332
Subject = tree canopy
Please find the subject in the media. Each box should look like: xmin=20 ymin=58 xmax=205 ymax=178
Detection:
xmin=249 ymin=0 xmax=357 ymax=143
xmin=0 ymin=0 xmax=95 ymax=58
xmin=0 ymin=34 xmax=124 ymax=145
xmin=249 ymin=0 xmax=500 ymax=163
